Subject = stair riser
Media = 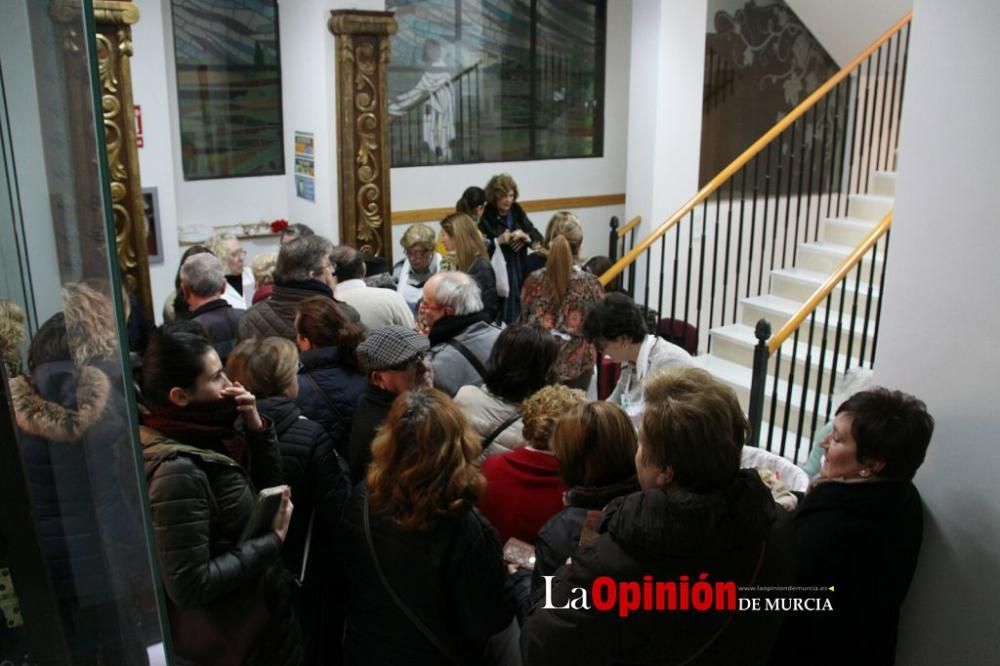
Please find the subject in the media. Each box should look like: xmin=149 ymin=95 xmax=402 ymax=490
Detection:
xmin=711 ymin=335 xmax=854 ymax=389
xmin=797 ymin=246 xmax=883 ymax=276
xmin=872 ymin=172 xmax=896 ymax=197
xmin=739 ymin=302 xmax=877 ymax=356
xmin=769 ymin=275 xmax=881 ymax=313
xmin=725 ymin=381 xmax=824 ymax=455
xmin=847 ymin=196 xmax=893 ymax=222
xmin=822 ymin=222 xmax=876 ymax=247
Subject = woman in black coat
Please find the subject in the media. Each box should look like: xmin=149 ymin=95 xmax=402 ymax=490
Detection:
xmin=338 ymin=388 xmax=518 ymax=665
xmin=773 ymin=388 xmax=934 ymax=666
xmin=479 ymin=173 xmax=543 ymax=323
xmin=293 ymin=296 xmax=367 ymax=454
xmin=521 ymin=368 xmax=792 ymax=666
xmin=140 ymin=326 xmax=300 ymax=666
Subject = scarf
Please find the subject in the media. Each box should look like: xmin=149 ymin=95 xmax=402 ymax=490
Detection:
xmin=141 ymin=400 xmax=247 ymax=466
xmin=427 ymin=310 xmax=491 ymax=346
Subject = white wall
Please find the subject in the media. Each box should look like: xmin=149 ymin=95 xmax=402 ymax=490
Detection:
xmin=786 ymin=0 xmax=912 ymax=66
xmin=875 ymin=0 xmax=1000 ymax=662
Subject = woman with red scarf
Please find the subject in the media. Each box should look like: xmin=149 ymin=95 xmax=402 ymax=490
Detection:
xmin=140 ymin=324 xmax=301 ymax=666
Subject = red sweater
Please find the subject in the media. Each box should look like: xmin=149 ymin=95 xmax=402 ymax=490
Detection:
xmin=479 ymin=447 xmax=567 ymax=545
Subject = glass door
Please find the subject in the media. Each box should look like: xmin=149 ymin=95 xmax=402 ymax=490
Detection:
xmin=0 ymin=0 xmax=168 ymax=663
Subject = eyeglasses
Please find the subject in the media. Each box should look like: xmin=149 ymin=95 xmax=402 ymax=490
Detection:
xmin=229 ymin=249 xmax=247 ymax=258
xmin=420 ymin=299 xmax=446 ymax=312
xmin=406 ymin=247 xmax=431 ymax=258
xmin=387 ymin=353 xmax=425 ymax=372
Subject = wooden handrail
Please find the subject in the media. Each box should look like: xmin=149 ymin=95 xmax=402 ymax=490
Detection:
xmin=617 ymin=214 xmax=641 ymax=238
xmin=767 ymin=210 xmax=893 ymax=354
xmin=392 ymin=193 xmax=625 ymax=225
xmin=599 ymin=10 xmax=912 ymax=287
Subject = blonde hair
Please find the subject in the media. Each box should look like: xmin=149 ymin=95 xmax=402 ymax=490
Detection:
xmin=207 ymin=232 xmax=238 ymax=263
xmin=400 ymin=223 xmax=437 ymax=252
xmin=641 ymin=368 xmax=747 ymax=492
xmin=367 ymin=389 xmax=485 ymax=531
xmin=62 ymin=282 xmax=117 ymax=367
xmin=0 ymin=299 xmax=27 ymax=377
xmin=485 ymin=173 xmax=519 ymax=206
xmin=543 ymin=212 xmax=584 ymax=306
xmin=521 ymin=384 xmax=588 ymax=450
xmin=440 ymin=213 xmax=488 ymax=272
xmin=251 ymin=253 xmax=277 ymax=286
xmin=225 ymin=337 xmax=299 ymax=399
xmin=550 ymin=401 xmax=637 ymax=488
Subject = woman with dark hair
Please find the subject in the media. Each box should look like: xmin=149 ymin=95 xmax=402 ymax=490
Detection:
xmin=440 ymin=212 xmax=499 ymax=323
xmin=140 ymin=326 xmax=300 ymax=665
xmin=454 ymin=323 xmax=560 ymax=458
xmin=582 ymin=292 xmax=693 ymax=414
xmin=479 ymin=173 xmax=543 ymax=323
xmin=456 ymin=185 xmax=487 ymax=222
xmin=522 ymin=368 xmax=792 ymax=665
xmin=294 ymin=295 xmax=367 ymax=454
xmin=531 ymin=400 xmax=640 ymax=590
xmin=520 ymin=212 xmax=604 ymax=389
xmin=773 ymin=388 xmax=935 ymax=665
xmin=227 ymin=336 xmax=351 ymax=666
xmin=10 ymin=284 xmax=148 ymax=664
xmin=338 ymin=388 xmax=518 ymax=665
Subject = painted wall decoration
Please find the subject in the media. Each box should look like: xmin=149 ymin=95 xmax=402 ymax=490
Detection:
xmin=171 ymin=0 xmax=285 ymax=180
xmin=701 ymin=0 xmax=839 ymax=189
xmin=386 ymin=0 xmax=606 ymax=167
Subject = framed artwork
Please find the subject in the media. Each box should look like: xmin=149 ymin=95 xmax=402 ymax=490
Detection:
xmin=142 ymin=187 xmax=163 ymax=265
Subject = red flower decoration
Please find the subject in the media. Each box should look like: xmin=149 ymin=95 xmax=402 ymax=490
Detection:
xmin=271 ymin=219 xmax=289 ymax=233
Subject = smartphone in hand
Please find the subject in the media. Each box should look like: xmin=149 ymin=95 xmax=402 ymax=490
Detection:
xmin=240 ymin=485 xmax=289 ymax=543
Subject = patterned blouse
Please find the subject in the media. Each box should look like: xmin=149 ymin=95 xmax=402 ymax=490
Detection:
xmin=520 ymin=267 xmax=605 ymax=382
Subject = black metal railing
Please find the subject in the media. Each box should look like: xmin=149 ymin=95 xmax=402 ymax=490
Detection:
xmin=607 ymin=214 xmax=639 ymax=298
xmin=746 ymin=212 xmax=892 ymax=460
xmin=390 ymin=63 xmax=482 ymax=167
xmin=598 ymin=13 xmax=910 ymax=455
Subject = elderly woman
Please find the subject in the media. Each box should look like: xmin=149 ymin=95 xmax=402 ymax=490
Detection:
xmin=338 ymin=388 xmax=518 ymax=665
xmin=208 ymin=232 xmax=256 ymax=308
xmin=522 ymin=368 xmax=792 ymax=666
xmin=479 ymin=173 xmax=543 ymax=323
xmin=583 ymin=292 xmax=694 ymax=416
xmin=477 ymin=384 xmax=588 ymax=545
xmin=454 ymin=323 xmax=559 ymax=458
xmin=393 ymin=223 xmax=442 ymax=313
xmin=520 ymin=212 xmax=604 ymax=390
xmin=531 ymin=400 xmax=639 ymax=590
xmin=773 ymin=388 xmax=934 ymax=665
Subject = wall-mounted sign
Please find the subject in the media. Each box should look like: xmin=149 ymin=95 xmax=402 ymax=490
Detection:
xmin=294 ymin=131 xmax=315 ymax=201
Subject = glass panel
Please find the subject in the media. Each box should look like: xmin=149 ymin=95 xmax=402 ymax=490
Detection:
xmin=0 ymin=1 xmax=168 ymax=663
xmin=171 ymin=0 xmax=285 ymax=180
xmin=387 ymin=0 xmax=606 ymax=166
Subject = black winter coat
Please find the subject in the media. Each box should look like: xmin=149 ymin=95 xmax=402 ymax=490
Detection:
xmin=479 ymin=202 xmax=543 ymax=323
xmin=521 ymin=470 xmax=793 ymax=666
xmin=337 ymin=486 xmax=517 ymax=665
xmin=296 ymin=346 xmax=366 ymax=456
xmin=141 ymin=422 xmax=301 ymax=666
xmin=191 ymin=298 xmax=243 ymax=361
xmin=772 ymin=479 xmax=924 ymax=666
xmin=347 ymin=383 xmax=397 ymax=482
xmin=467 ymin=257 xmax=500 ymax=323
xmin=239 ymin=281 xmax=361 ymax=342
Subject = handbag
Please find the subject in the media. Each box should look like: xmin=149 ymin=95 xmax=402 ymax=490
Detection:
xmin=491 ymin=243 xmax=510 ymax=298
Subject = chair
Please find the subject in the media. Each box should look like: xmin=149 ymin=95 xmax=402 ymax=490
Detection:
xmin=656 ymin=318 xmax=698 ymax=355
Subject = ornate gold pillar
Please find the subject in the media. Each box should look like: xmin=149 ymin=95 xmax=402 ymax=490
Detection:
xmin=328 ymin=11 xmax=396 ymax=265
xmin=93 ymin=0 xmax=152 ymax=319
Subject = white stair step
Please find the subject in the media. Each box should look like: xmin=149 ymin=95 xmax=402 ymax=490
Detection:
xmin=738 ymin=293 xmax=877 ymax=356
xmin=693 ymin=353 xmax=832 ymax=449
xmin=756 ymin=423 xmax=815 ymax=466
xmin=770 ymin=266 xmax=881 ymax=311
xmin=821 ymin=216 xmax=878 ymax=246
xmin=872 ymin=171 xmax=896 ymax=197
xmin=847 ymin=193 xmax=893 ymax=222
xmin=796 ymin=240 xmax=884 ymax=276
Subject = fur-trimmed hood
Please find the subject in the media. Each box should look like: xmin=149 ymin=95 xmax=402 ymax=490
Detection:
xmin=9 ymin=365 xmax=111 ymax=442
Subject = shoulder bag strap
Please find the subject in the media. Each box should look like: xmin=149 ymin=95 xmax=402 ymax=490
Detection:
xmin=481 ymin=411 xmax=522 ymax=451
xmin=302 ymin=372 xmax=341 ymax=416
xmin=363 ymin=495 xmax=464 ymax=666
xmin=444 ymin=338 xmax=487 ymax=380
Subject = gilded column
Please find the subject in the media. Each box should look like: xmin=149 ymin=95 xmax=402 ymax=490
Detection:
xmin=328 ymin=11 xmax=396 ymax=265
xmin=92 ymin=0 xmax=152 ymax=319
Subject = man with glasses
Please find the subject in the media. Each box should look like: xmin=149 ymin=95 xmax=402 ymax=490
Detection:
xmin=347 ymin=326 xmax=432 ymax=481
xmin=422 ymin=271 xmax=500 ymax=397
xmin=392 ymin=223 xmax=442 ymax=313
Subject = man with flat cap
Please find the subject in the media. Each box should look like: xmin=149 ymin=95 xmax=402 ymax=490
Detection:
xmin=347 ymin=326 xmax=433 ymax=481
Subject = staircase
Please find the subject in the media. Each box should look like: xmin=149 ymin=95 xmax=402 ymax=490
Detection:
xmin=695 ymin=172 xmax=895 ymax=461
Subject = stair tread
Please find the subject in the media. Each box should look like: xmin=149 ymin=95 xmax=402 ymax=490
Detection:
xmin=823 ymin=216 xmax=880 ymax=228
xmin=710 ymin=323 xmax=867 ymax=371
xmin=756 ymin=423 xmax=815 ymax=465
xmin=770 ymin=266 xmax=881 ymax=297
xmin=693 ymin=354 xmax=832 ymax=419
xmin=739 ymin=295 xmax=877 ymax=339
xmin=849 ymin=193 xmax=894 ymax=204
xmin=798 ymin=240 xmax=885 ymax=259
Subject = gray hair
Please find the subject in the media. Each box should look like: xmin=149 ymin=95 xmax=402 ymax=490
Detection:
xmin=276 ymin=235 xmax=334 ymax=283
xmin=180 ymin=252 xmax=225 ymax=298
xmin=434 ymin=271 xmax=482 ymax=316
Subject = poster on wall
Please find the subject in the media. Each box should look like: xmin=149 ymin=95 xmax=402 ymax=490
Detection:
xmin=294 ymin=131 xmax=315 ymax=202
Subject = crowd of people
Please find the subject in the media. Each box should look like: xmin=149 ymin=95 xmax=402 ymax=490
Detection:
xmin=0 ymin=172 xmax=936 ymax=665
